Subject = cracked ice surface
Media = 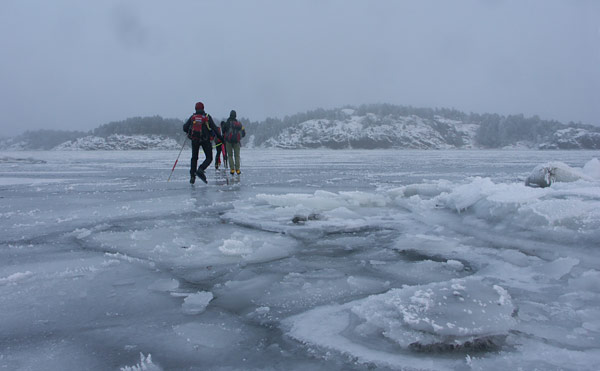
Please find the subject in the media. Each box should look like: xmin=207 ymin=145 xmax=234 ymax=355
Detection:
xmin=1 ymin=149 xmax=599 ymax=370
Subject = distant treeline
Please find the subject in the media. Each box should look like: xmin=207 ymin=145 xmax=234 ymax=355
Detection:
xmin=8 ymin=129 xmax=89 ymax=150
xmin=6 ymin=116 xmax=184 ymax=150
xmin=92 ymin=115 xmax=183 ymax=138
xmin=244 ymin=103 xmax=599 ymax=148
xmin=92 ymin=114 xmax=258 ymax=139
xmin=5 ymin=104 xmax=599 ymax=149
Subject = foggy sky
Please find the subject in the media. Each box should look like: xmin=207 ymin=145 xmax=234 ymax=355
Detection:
xmin=1 ymin=0 xmax=599 ymax=137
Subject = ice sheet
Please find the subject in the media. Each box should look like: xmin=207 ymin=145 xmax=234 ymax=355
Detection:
xmin=1 ymin=149 xmax=599 ymax=370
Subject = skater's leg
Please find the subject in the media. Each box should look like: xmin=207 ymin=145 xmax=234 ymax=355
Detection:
xmin=198 ymin=141 xmax=213 ymax=171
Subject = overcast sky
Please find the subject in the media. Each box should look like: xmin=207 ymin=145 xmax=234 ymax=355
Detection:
xmin=1 ymin=0 xmax=599 ymax=137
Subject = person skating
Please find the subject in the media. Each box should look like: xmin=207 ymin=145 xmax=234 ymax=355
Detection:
xmin=220 ymin=121 xmax=228 ymax=168
xmin=222 ymin=110 xmax=245 ymax=175
xmin=182 ymin=102 xmax=223 ymax=184
xmin=213 ymin=124 xmax=227 ymax=170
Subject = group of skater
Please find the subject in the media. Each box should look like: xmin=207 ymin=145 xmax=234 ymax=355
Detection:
xmin=182 ymin=102 xmax=246 ymax=184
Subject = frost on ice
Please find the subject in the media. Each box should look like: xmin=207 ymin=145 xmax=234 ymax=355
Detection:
xmin=286 ymin=278 xmax=516 ymax=359
xmin=352 ymin=278 xmax=516 ymax=352
xmin=120 ymin=353 xmax=162 ymax=371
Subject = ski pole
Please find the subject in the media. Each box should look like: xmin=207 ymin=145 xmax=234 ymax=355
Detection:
xmin=167 ymin=133 xmax=189 ymax=182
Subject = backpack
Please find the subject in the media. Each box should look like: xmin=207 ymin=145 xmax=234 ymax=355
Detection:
xmin=225 ymin=120 xmax=244 ymax=143
xmin=190 ymin=113 xmax=209 ymax=140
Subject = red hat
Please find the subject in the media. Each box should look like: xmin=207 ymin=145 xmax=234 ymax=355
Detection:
xmin=195 ymin=102 xmax=204 ymax=111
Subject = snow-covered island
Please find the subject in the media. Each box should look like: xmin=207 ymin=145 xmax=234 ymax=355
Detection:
xmin=2 ymin=105 xmax=599 ymax=150
xmin=53 ymin=134 xmax=180 ymax=151
xmin=262 ymin=113 xmax=479 ymax=149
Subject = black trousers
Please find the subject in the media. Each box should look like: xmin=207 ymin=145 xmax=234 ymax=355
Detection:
xmin=190 ymin=139 xmax=213 ymax=175
xmin=215 ymin=143 xmax=227 ymax=163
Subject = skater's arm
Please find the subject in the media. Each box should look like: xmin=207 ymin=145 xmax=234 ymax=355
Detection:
xmin=209 ymin=115 xmax=224 ymax=142
xmin=182 ymin=116 xmax=193 ymax=138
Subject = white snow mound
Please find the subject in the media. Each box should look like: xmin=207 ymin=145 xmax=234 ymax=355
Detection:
xmin=525 ymin=161 xmax=591 ymax=188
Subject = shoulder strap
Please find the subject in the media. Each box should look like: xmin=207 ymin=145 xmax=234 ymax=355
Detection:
xmin=205 ymin=114 xmax=211 ymax=130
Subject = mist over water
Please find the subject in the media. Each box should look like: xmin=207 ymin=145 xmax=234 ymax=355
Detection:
xmin=1 ymin=1 xmax=599 ymax=137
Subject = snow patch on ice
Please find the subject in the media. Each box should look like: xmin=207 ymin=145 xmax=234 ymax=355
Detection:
xmin=389 ymin=180 xmax=454 ymax=199
xmin=72 ymin=228 xmax=92 ymax=239
xmin=256 ymin=190 xmax=390 ymax=210
xmin=582 ymin=158 xmax=600 ymax=179
xmin=181 ymin=291 xmax=213 ymax=315
xmin=438 ymin=177 xmax=497 ymax=212
xmin=0 ymin=271 xmax=34 ymax=285
xmin=218 ymin=234 xmax=295 ymax=263
xmin=244 ymin=240 xmax=293 ymax=263
xmin=219 ymin=239 xmax=253 ymax=256
xmin=347 ymin=276 xmax=390 ymax=291
xmin=525 ymin=161 xmax=594 ymax=188
xmin=420 ymin=173 xmax=600 ymax=248
xmin=104 ymin=253 xmax=156 ymax=268
xmin=120 ymin=353 xmax=162 ymax=371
